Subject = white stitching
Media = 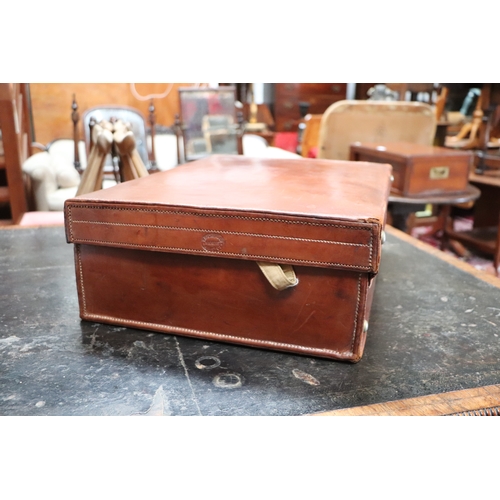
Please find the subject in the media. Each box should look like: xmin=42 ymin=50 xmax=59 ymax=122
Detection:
xmin=73 ymin=238 xmax=372 ymax=270
xmin=68 ymin=206 xmax=74 ymax=241
xmin=70 ymin=219 xmax=369 ymax=248
xmin=75 ymin=245 xmax=87 ymax=314
xmin=68 ymin=203 xmax=374 ymax=230
xmin=81 ymin=312 xmax=352 ymax=358
xmin=350 ymin=274 xmax=362 ymax=353
xmin=67 ymin=204 xmax=375 ymax=268
xmin=76 ymin=245 xmax=361 ymax=359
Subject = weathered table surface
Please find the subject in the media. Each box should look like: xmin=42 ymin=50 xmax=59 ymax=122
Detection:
xmin=1 ymin=224 xmax=500 ymax=416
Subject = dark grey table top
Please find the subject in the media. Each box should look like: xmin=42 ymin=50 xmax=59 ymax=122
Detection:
xmin=1 ymin=225 xmax=500 ymax=416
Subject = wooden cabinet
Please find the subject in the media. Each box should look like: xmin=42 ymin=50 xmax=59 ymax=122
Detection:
xmin=273 ymin=83 xmax=347 ymax=132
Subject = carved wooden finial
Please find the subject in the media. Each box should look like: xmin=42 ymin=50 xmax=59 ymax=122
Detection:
xmin=174 ymin=114 xmax=184 ymax=164
xmin=71 ymin=94 xmax=81 ymax=172
xmin=148 ymin=98 xmax=157 ymax=170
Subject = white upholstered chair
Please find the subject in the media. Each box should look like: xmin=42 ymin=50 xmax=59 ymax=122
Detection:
xmin=22 ymin=139 xmax=89 ymax=212
xmin=22 ymin=134 xmax=300 ymax=213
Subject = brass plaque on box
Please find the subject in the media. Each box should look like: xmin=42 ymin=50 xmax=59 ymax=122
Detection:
xmin=429 ymin=166 xmax=450 ymax=180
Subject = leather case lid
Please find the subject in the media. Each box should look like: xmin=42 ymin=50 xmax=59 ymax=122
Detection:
xmin=65 ymin=155 xmax=392 ymax=273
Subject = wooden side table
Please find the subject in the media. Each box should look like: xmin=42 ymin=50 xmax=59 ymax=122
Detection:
xmin=349 ymin=141 xmax=479 ymax=241
xmin=388 ymin=185 xmax=481 ymax=240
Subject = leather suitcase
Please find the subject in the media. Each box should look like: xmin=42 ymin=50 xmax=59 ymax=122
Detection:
xmin=349 ymin=141 xmax=472 ymax=197
xmin=64 ymin=155 xmax=392 ymax=362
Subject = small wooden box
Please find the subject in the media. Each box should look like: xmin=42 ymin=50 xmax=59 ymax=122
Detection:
xmin=350 ymin=142 xmax=473 ymax=198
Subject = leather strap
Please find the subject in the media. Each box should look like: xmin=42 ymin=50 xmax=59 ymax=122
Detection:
xmin=257 ymin=262 xmax=299 ymax=291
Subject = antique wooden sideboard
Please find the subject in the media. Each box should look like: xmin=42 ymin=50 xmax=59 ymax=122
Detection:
xmin=273 ymin=83 xmax=347 ymax=132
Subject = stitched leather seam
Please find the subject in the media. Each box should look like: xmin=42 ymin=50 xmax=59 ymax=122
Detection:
xmin=73 ymin=238 xmax=372 ymax=270
xmin=76 ymin=245 xmax=87 ymax=314
xmin=67 ymin=204 xmax=375 ymax=231
xmin=70 ymin=219 xmax=370 ymax=248
xmin=76 ymin=245 xmax=359 ymax=358
xmin=81 ymin=312 xmax=351 ymax=358
xmin=370 ymin=229 xmax=374 ymax=270
xmin=350 ymin=274 xmax=362 ymax=352
xmin=68 ymin=205 xmax=377 ymax=268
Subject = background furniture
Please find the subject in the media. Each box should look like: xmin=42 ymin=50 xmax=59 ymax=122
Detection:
xmin=317 ymin=100 xmax=437 ymax=161
xmin=2 ymin=224 xmax=500 ymax=416
xmin=475 ymin=83 xmax=500 ymax=174
xmin=22 ymin=139 xmax=89 ymax=211
xmin=21 ymin=134 xmax=299 ymax=212
xmin=28 ymin=83 xmax=192 ymax=146
xmin=0 ymin=83 xmax=32 ymax=224
xmin=444 ymin=172 xmax=500 ymax=276
xmin=298 ymin=114 xmax=322 ymax=157
xmin=350 ymin=142 xmax=473 ymax=197
xmin=385 ymin=83 xmax=438 ymax=102
xmin=177 ymin=86 xmax=242 ymax=163
xmin=388 ymin=184 xmax=481 ymax=237
xmin=349 ymin=140 xmax=480 ymax=236
xmin=273 ymin=83 xmax=347 ymax=132
xmin=242 ymin=102 xmax=275 ymax=145
xmin=81 ymin=105 xmax=153 ymax=170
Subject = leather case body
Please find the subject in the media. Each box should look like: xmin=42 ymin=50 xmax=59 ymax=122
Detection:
xmin=64 ymin=155 xmax=392 ymax=362
xmin=350 ymin=141 xmax=472 ymax=198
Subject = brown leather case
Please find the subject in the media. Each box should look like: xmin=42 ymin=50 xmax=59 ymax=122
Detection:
xmin=350 ymin=142 xmax=472 ymax=198
xmin=64 ymin=155 xmax=392 ymax=362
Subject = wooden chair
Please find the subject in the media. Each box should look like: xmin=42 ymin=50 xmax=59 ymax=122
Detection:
xmin=445 ymin=92 xmax=485 ymax=150
xmin=318 ymin=100 xmax=481 ymax=240
xmin=73 ymin=103 xmax=154 ymax=195
xmin=81 ymin=104 xmax=152 ymax=169
xmin=377 ymin=84 xmax=450 ymax=146
xmin=22 ymin=138 xmax=90 ymax=211
xmin=434 ymin=85 xmax=449 ymax=122
xmin=2 ymin=84 xmax=87 ymax=226
xmin=317 ymin=100 xmax=437 ymax=161
xmin=299 ymin=114 xmax=322 ymax=158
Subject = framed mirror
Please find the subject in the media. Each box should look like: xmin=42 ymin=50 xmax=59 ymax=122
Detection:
xmin=178 ymin=86 xmax=240 ymax=162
